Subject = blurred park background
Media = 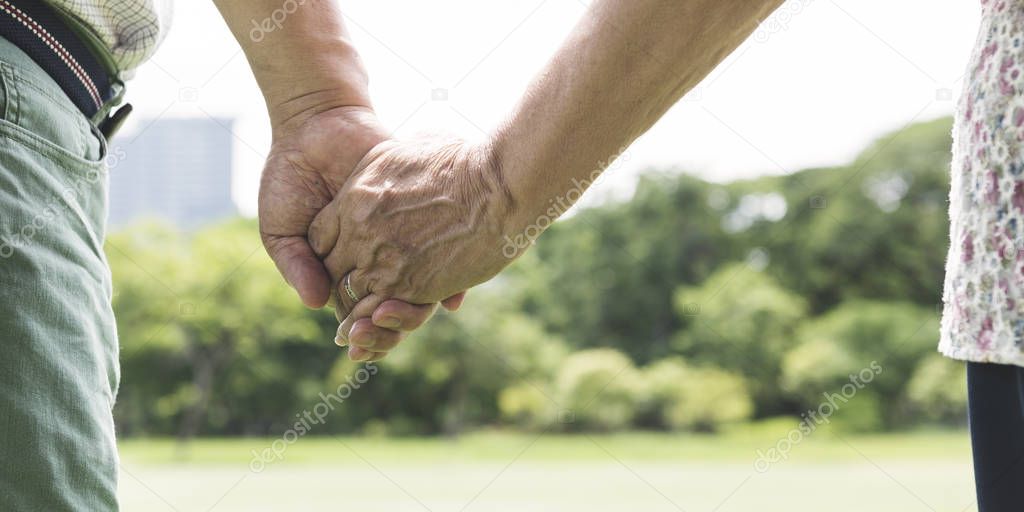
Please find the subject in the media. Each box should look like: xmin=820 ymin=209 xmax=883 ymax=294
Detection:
xmin=105 ymin=0 xmax=981 ymax=510
xmin=109 ymin=117 xmax=973 ymax=510
xmin=110 ymin=116 xmax=960 ymax=439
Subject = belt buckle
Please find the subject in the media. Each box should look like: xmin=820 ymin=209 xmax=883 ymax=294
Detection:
xmin=98 ymin=103 xmax=133 ymax=140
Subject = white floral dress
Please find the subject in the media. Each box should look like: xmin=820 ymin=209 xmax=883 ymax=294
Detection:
xmin=941 ymin=0 xmax=1024 ymax=367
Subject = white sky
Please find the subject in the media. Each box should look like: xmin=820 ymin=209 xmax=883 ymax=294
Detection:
xmin=121 ymin=0 xmax=982 ymax=216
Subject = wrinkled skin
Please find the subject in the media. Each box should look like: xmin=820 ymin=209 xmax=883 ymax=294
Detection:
xmin=258 ymin=106 xmax=463 ymax=361
xmin=307 ymin=136 xmax=516 ymax=356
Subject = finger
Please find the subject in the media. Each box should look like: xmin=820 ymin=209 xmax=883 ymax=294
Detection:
xmin=335 ymin=286 xmax=383 ymax=346
xmin=332 ymin=270 xmax=370 ymax=324
xmin=310 ymin=200 xmax=357 ymax=307
xmin=347 ymin=345 xmax=379 ymax=362
xmin=318 ymin=225 xmax=358 ymax=289
xmin=262 ymin=234 xmax=331 ymax=309
xmin=349 ymin=318 xmax=405 ymax=352
xmin=371 ymin=300 xmax=438 ymax=331
xmin=307 ymin=200 xmax=341 ymax=259
xmin=366 ymin=352 xmax=389 ymax=363
xmin=441 ymin=291 xmax=467 ymax=311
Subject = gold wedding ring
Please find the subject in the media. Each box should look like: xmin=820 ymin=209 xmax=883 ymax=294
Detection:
xmin=343 ymin=273 xmax=360 ymax=303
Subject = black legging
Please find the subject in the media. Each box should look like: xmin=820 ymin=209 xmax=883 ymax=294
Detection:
xmin=968 ymin=362 xmax=1024 ymax=511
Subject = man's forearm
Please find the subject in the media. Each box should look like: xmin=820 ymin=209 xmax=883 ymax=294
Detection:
xmin=492 ymin=0 xmax=785 ymax=231
xmin=213 ymin=0 xmax=372 ymax=129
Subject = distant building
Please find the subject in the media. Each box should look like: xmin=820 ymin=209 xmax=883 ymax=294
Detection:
xmin=108 ymin=117 xmax=237 ymax=229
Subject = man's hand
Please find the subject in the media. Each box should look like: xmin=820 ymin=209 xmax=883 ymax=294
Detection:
xmin=260 ymin=106 xmax=464 ymax=357
xmin=259 ymin=105 xmax=386 ymax=308
xmin=214 ymin=0 xmax=450 ymax=348
xmin=308 ymin=136 xmax=514 ymax=358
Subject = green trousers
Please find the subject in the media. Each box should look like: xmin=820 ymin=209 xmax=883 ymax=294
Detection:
xmin=0 ymin=37 xmax=120 ymax=510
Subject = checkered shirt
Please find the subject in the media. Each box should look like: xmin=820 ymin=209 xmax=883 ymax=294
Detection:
xmin=44 ymin=0 xmax=171 ymax=77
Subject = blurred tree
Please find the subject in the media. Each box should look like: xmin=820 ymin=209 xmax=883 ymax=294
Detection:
xmin=499 ymin=382 xmax=558 ymax=430
xmin=906 ymin=353 xmax=968 ymax=426
xmin=109 ymin=219 xmax=329 ymax=439
xmin=105 ymin=116 xmax=962 ymax=437
xmin=639 ymin=357 xmax=752 ymax=432
xmin=518 ymin=173 xmax=739 ymax=363
xmin=554 ymin=349 xmax=640 ymax=431
xmin=367 ymin=288 xmax=569 ymax=435
xmin=750 ymin=117 xmax=951 ymax=312
xmin=673 ymin=263 xmax=807 ymax=416
xmin=782 ymin=300 xmax=940 ymax=429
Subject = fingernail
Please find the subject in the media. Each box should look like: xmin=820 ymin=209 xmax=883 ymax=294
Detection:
xmin=334 ymin=335 xmax=347 ymax=348
xmin=378 ymin=316 xmax=401 ymax=329
xmin=349 ymin=347 xmax=371 ymax=362
xmin=351 ymin=331 xmax=374 ymax=348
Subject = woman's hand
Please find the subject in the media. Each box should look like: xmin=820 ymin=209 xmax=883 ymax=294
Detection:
xmin=308 ymin=136 xmax=518 ymax=360
xmin=260 ymin=106 xmax=459 ymax=357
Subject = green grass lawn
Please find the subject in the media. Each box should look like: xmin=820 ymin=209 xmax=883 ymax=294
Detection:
xmin=117 ymin=424 xmax=976 ymax=512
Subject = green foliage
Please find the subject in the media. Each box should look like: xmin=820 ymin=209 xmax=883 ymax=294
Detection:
xmin=375 ymin=306 xmax=569 ymax=435
xmin=753 ymin=117 xmax=951 ymax=312
xmin=499 ymin=382 xmax=557 ymax=429
xmin=107 ymin=117 xmax=966 ymax=437
xmin=827 ymin=392 xmax=885 ymax=433
xmin=517 ymin=173 xmax=741 ymax=363
xmin=673 ymin=264 xmax=806 ymax=415
xmin=639 ymin=358 xmax=752 ymax=432
xmin=555 ymin=349 xmax=640 ymax=431
xmin=109 ymin=219 xmax=330 ymax=437
xmin=906 ymin=354 xmax=968 ymax=426
xmin=782 ymin=300 xmax=940 ymax=429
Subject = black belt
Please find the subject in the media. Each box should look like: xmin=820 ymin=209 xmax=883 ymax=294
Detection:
xmin=0 ymin=0 xmax=131 ymax=138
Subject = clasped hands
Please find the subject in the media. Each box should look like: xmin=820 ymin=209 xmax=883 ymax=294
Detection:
xmin=259 ymin=106 xmax=520 ymax=362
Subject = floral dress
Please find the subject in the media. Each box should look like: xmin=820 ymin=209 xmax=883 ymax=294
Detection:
xmin=941 ymin=0 xmax=1024 ymax=366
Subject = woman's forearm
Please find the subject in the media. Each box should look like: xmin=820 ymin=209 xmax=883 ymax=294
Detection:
xmin=493 ymin=0 xmax=785 ymax=231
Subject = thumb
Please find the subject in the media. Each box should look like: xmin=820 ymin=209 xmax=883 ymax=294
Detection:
xmin=441 ymin=291 xmax=467 ymax=311
xmin=263 ymin=234 xmax=332 ymax=308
